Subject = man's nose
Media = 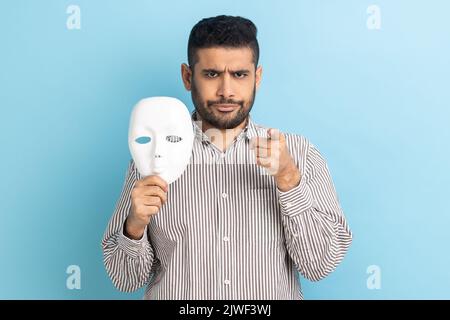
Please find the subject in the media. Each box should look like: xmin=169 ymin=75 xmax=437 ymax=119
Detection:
xmin=217 ymin=74 xmax=235 ymax=98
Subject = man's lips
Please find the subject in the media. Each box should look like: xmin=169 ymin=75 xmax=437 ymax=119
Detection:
xmin=213 ymin=104 xmax=239 ymax=112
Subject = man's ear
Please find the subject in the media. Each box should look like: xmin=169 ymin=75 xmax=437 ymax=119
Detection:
xmin=181 ymin=63 xmax=193 ymax=91
xmin=255 ymin=65 xmax=263 ymax=91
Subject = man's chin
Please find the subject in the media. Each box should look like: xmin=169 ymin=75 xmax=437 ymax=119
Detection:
xmin=196 ymin=105 xmax=249 ymax=129
xmin=215 ymin=118 xmax=247 ymax=130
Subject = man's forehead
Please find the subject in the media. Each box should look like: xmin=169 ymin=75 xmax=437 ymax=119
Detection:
xmin=195 ymin=47 xmax=254 ymax=69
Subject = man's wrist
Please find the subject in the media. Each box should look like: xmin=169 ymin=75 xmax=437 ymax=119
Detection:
xmin=275 ymin=163 xmax=301 ymax=192
xmin=124 ymin=218 xmax=146 ymax=240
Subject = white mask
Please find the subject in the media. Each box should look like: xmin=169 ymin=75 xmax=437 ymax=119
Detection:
xmin=128 ymin=97 xmax=194 ymax=184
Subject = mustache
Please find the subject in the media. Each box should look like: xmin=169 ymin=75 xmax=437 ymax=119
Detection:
xmin=207 ymin=99 xmax=244 ymax=108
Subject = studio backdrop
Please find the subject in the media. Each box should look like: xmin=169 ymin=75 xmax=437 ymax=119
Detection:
xmin=1 ymin=0 xmax=449 ymax=299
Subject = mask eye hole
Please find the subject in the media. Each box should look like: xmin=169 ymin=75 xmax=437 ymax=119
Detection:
xmin=135 ymin=136 xmax=151 ymax=144
xmin=166 ymin=135 xmax=182 ymax=143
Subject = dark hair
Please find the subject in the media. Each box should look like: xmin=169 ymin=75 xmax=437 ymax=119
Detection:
xmin=187 ymin=15 xmax=259 ymax=69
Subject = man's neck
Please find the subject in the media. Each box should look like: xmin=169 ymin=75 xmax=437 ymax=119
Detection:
xmin=196 ymin=113 xmax=248 ymax=152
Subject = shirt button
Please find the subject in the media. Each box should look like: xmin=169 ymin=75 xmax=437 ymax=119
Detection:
xmin=223 ymin=236 xmax=229 ymax=242
xmin=285 ymin=202 xmax=293 ymax=208
xmin=221 ymin=153 xmax=226 ymax=158
xmin=221 ymin=192 xmax=228 ymax=199
xmin=224 ymin=280 xmax=231 ymax=285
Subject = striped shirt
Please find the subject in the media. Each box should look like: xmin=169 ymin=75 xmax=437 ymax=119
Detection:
xmin=102 ymin=111 xmax=352 ymax=300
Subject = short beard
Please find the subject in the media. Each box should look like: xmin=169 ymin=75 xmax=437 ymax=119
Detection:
xmin=191 ymin=79 xmax=256 ymax=130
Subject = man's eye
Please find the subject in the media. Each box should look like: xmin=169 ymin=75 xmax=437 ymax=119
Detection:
xmin=206 ymin=72 xmax=218 ymax=78
xmin=234 ymin=72 xmax=248 ymax=79
xmin=166 ymin=135 xmax=183 ymax=143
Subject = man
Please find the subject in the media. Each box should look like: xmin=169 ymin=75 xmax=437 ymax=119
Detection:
xmin=102 ymin=15 xmax=352 ymax=299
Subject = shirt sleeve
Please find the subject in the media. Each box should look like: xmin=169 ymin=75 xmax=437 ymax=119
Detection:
xmin=277 ymin=141 xmax=353 ymax=281
xmin=101 ymin=159 xmax=155 ymax=292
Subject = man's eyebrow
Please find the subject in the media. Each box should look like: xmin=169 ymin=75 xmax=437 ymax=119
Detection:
xmin=231 ymin=69 xmax=251 ymax=73
xmin=201 ymin=68 xmax=251 ymax=74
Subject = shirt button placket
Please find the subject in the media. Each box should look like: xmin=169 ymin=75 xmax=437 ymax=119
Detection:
xmin=218 ymin=155 xmax=231 ymax=299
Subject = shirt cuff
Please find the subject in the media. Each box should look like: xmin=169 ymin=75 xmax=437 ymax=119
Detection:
xmin=277 ymin=175 xmax=313 ymax=217
xmin=118 ymin=225 xmax=150 ymax=259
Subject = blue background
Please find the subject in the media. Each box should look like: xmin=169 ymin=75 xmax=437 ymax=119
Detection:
xmin=1 ymin=0 xmax=449 ymax=299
